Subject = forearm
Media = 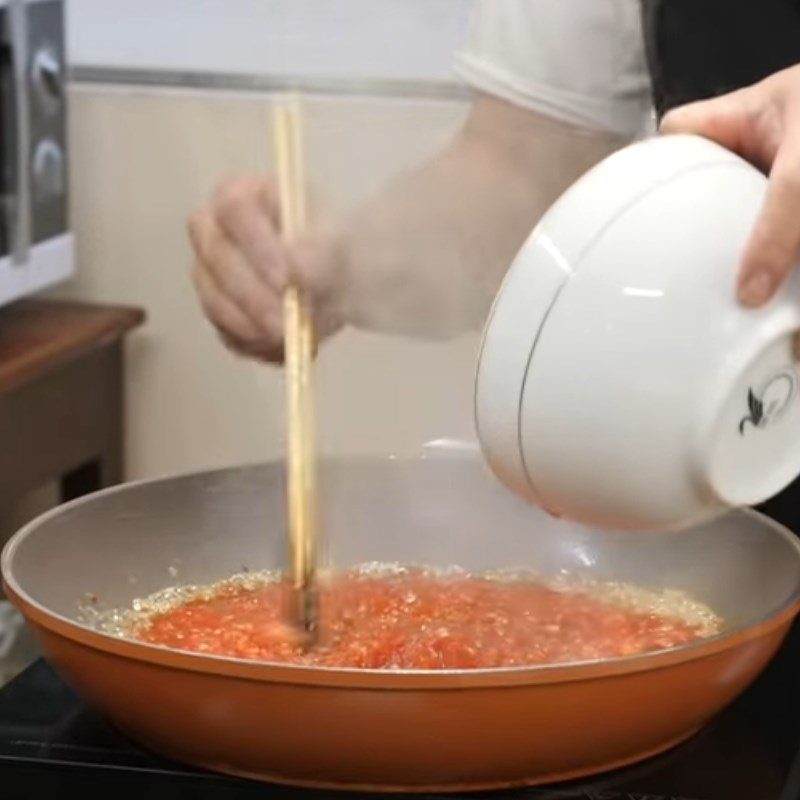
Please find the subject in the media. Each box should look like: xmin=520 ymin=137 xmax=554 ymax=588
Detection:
xmin=336 ymin=95 xmax=626 ymax=337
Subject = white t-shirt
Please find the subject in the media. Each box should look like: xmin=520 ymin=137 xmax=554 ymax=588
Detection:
xmin=454 ymin=0 xmax=653 ymax=138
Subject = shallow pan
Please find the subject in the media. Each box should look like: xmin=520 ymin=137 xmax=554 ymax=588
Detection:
xmin=3 ymin=450 xmax=800 ymax=791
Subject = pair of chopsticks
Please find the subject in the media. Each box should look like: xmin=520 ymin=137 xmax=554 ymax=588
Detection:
xmin=271 ymin=98 xmax=319 ymax=641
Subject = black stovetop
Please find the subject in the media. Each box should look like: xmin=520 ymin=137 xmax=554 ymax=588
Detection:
xmin=1 ymin=626 xmax=800 ymax=800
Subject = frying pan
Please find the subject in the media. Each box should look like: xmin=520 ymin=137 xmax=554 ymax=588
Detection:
xmin=3 ymin=446 xmax=800 ymax=792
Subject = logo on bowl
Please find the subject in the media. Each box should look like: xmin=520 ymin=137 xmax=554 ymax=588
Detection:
xmin=739 ymin=369 xmax=798 ymax=435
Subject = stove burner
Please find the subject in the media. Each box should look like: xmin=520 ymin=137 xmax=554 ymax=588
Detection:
xmin=2 ymin=624 xmax=800 ymax=799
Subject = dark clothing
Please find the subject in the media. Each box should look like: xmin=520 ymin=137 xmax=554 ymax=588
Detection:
xmin=642 ymin=0 xmax=800 ymax=117
xmin=641 ymin=0 xmax=800 ymax=533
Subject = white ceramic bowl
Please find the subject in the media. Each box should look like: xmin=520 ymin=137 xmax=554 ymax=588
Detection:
xmin=475 ymin=134 xmax=800 ymax=531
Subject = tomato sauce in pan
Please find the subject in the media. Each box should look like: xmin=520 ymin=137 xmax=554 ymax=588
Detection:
xmin=134 ymin=569 xmax=712 ymax=669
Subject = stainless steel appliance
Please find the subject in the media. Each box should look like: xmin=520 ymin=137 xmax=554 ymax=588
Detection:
xmin=0 ymin=0 xmax=72 ymax=306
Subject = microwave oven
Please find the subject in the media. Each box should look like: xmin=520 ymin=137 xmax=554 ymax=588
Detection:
xmin=0 ymin=0 xmax=72 ymax=307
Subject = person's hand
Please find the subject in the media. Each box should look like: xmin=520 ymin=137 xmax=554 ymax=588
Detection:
xmin=661 ymin=64 xmax=800 ymax=309
xmin=188 ymin=176 xmax=345 ymax=362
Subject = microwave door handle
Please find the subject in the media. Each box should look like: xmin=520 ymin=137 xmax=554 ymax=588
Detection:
xmin=7 ymin=0 xmax=29 ymax=266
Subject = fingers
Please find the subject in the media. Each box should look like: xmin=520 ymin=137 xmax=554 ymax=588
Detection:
xmin=189 ymin=207 xmax=285 ymax=357
xmin=191 ymin=209 xmax=280 ymax=319
xmin=661 ymin=87 xmax=780 ymax=173
xmin=213 ymin=177 xmax=289 ymax=295
xmin=191 ymin=256 xmax=264 ymax=345
xmin=661 ymin=76 xmax=799 ymax=307
xmin=188 ymin=174 xmax=347 ymax=362
xmin=738 ymin=132 xmax=800 ymax=306
xmin=661 ymin=90 xmax=748 ymax=151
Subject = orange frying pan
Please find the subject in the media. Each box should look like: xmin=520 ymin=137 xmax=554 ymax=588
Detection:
xmin=3 ymin=449 xmax=799 ymax=792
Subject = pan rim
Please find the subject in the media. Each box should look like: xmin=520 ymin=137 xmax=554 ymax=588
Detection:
xmin=4 ymin=461 xmax=800 ymax=689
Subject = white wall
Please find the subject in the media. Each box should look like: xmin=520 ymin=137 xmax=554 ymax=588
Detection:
xmin=67 ymin=0 xmax=473 ymax=82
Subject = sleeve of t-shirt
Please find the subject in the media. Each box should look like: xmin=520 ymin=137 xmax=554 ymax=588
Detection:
xmin=453 ymin=0 xmax=653 ymax=138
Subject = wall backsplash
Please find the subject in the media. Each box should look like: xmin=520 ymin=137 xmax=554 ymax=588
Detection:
xmin=54 ymin=85 xmax=478 ymax=480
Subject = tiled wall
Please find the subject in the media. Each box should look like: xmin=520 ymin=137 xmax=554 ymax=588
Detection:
xmin=57 ymin=85 xmax=479 ymax=480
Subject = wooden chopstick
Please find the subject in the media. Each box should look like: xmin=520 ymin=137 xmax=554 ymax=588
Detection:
xmin=272 ymin=97 xmax=319 ymax=641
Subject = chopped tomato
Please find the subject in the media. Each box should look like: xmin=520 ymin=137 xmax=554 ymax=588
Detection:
xmin=136 ymin=570 xmax=708 ymax=669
